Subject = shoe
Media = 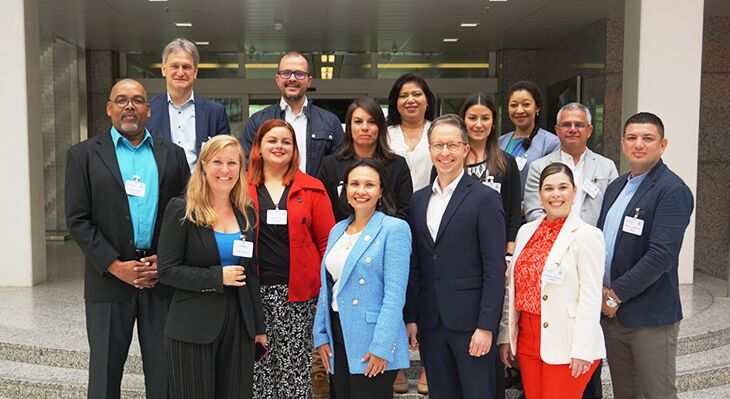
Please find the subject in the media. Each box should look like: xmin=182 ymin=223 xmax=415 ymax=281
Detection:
xmin=417 ymin=368 xmax=428 ymax=395
xmin=393 ymin=369 xmax=409 ymax=393
xmin=311 ymin=371 xmax=329 ymax=397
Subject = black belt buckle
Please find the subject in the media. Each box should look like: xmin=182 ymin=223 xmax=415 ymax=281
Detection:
xmin=135 ymin=249 xmax=149 ymax=261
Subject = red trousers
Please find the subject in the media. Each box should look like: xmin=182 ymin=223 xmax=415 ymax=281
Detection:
xmin=516 ymin=312 xmax=599 ymax=399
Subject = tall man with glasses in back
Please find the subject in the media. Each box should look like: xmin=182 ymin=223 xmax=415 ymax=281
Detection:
xmin=522 ymin=102 xmax=618 ymax=398
xmin=242 ymin=51 xmax=343 ymax=177
xmin=65 ymin=79 xmax=190 ymax=398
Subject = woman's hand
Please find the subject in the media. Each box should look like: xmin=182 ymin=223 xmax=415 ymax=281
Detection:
xmin=222 ymin=265 xmax=246 ymax=286
xmin=468 ymin=328 xmax=493 ymax=357
xmin=317 ymin=344 xmax=333 ymax=373
xmin=499 ymin=344 xmax=514 ymax=368
xmin=569 ymin=358 xmax=593 ymax=378
xmin=362 ymin=352 xmax=388 ymax=377
xmin=254 ymin=334 xmax=267 ymax=345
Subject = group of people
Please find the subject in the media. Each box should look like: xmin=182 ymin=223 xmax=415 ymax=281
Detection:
xmin=65 ymin=37 xmax=694 ymax=399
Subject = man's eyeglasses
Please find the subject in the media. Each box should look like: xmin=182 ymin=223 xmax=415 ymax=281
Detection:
xmin=429 ymin=142 xmax=465 ymax=152
xmin=278 ymin=70 xmax=309 ymax=80
xmin=558 ymin=122 xmax=588 ymax=130
xmin=112 ymin=97 xmax=146 ymax=108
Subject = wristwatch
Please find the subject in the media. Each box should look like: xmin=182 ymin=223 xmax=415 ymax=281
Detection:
xmin=606 ymin=296 xmax=618 ymax=308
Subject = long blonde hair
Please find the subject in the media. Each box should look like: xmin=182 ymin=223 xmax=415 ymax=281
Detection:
xmin=184 ymin=135 xmax=253 ymax=230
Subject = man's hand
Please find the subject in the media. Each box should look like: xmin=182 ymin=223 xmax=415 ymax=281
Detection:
xmin=468 ymin=328 xmax=493 ymax=357
xmin=108 ymin=259 xmax=146 ymax=288
xmin=406 ymin=323 xmax=419 ymax=350
xmin=601 ymin=286 xmax=619 ymax=318
xmin=134 ymin=255 xmax=159 ymax=288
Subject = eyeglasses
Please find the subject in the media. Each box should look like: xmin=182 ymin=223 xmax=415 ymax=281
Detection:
xmin=277 ymin=70 xmax=309 ymax=80
xmin=430 ymin=142 xmax=465 ymax=152
xmin=112 ymin=97 xmax=146 ymax=108
xmin=558 ymin=122 xmax=588 ymax=130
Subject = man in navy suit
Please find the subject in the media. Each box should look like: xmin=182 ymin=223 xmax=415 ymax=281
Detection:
xmin=147 ymin=38 xmax=230 ymax=171
xmin=405 ymin=114 xmax=506 ymax=399
xmin=598 ymin=112 xmax=694 ymax=399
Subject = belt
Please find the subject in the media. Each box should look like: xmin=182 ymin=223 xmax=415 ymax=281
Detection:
xmin=135 ymin=249 xmax=149 ymax=260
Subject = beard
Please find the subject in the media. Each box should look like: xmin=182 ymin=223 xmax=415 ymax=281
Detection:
xmin=119 ymin=121 xmax=142 ymax=136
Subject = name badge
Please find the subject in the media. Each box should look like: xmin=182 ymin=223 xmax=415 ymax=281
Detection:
xmin=267 ymin=209 xmax=288 ymax=225
xmin=233 ymin=239 xmax=254 ymax=258
xmin=541 ymin=266 xmax=564 ymax=285
xmin=483 ymin=176 xmax=501 ymax=193
xmin=336 ymin=181 xmax=343 ymax=196
xmin=623 ymin=216 xmax=644 ymax=236
xmin=515 ymin=156 xmax=528 ymax=171
xmin=125 ymin=176 xmax=146 ymax=197
xmin=583 ymin=179 xmax=600 ymax=199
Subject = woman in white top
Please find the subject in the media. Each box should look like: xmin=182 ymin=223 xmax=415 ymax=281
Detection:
xmin=386 ymin=73 xmax=436 ymax=193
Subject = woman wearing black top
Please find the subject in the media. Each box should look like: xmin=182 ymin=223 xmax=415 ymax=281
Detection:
xmin=318 ymin=98 xmax=412 ymax=222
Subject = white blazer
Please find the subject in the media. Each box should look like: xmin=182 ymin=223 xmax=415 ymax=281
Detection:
xmin=497 ymin=212 xmax=606 ymax=364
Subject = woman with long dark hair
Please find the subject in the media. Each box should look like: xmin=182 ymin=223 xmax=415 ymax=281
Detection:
xmin=318 ymin=97 xmax=412 ymax=221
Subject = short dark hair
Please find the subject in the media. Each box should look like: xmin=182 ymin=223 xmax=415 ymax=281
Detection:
xmin=386 ymin=73 xmax=436 ymax=126
xmin=507 ymin=80 xmax=545 ymax=151
xmin=336 ymin=98 xmax=395 ymax=162
xmin=539 ymin=162 xmax=575 ymax=189
xmin=277 ymin=51 xmax=310 ymax=73
xmin=337 ymin=158 xmax=397 ymax=217
xmin=623 ymin=112 xmax=665 ymax=139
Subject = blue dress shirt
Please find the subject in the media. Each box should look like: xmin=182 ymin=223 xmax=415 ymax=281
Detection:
xmin=602 ymin=171 xmax=648 ymax=287
xmin=111 ymin=127 xmax=159 ymax=249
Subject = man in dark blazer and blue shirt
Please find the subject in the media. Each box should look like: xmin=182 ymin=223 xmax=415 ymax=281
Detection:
xmin=65 ymin=79 xmax=190 ymax=399
xmin=598 ymin=112 xmax=694 ymax=399
xmin=406 ymin=114 xmax=506 ymax=399
xmin=147 ymin=38 xmax=230 ymax=171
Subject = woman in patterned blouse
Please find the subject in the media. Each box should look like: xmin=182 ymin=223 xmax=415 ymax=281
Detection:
xmin=497 ymin=162 xmax=606 ymax=399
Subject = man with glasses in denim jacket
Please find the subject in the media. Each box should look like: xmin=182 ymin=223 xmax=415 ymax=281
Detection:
xmin=242 ymin=51 xmax=344 ymax=176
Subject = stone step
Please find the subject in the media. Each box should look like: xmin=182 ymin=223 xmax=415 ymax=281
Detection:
xmin=0 ymin=359 xmax=144 ymax=399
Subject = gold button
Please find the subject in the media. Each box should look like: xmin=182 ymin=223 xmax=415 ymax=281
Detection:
xmin=542 ymin=295 xmax=548 ymax=301
xmin=543 ymin=322 xmax=549 ymax=328
xmin=352 ymin=299 xmax=359 ymax=305
xmin=359 ymin=278 xmax=365 ymax=285
xmin=365 ymin=256 xmax=372 ymax=264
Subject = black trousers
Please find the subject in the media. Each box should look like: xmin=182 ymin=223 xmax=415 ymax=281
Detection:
xmin=330 ymin=312 xmax=397 ymax=399
xmin=85 ymin=289 xmax=170 ymax=399
xmin=165 ymin=287 xmax=254 ymax=399
xmin=582 ymin=361 xmax=603 ymax=398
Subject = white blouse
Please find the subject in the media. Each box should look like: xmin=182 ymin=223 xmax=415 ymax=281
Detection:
xmin=325 ymin=231 xmax=362 ymax=312
xmin=387 ymin=121 xmax=433 ymax=192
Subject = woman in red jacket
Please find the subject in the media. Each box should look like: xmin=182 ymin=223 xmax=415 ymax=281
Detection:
xmin=247 ymin=119 xmax=335 ymax=398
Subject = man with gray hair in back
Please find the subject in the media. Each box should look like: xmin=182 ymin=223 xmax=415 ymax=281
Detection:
xmin=524 ymin=102 xmax=618 ymax=227
xmin=147 ymin=38 xmax=230 ymax=171
xmin=522 ymin=102 xmax=618 ymax=399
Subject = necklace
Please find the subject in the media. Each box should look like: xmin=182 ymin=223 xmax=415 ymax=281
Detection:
xmin=345 ymin=225 xmax=364 ymax=250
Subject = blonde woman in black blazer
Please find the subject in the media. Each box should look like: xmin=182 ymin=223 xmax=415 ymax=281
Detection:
xmin=158 ymin=135 xmax=266 ymax=399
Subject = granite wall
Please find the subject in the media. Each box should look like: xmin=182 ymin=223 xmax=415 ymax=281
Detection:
xmin=497 ymin=49 xmax=538 ymax=133
xmin=695 ymin=16 xmax=730 ymax=279
xmin=86 ymin=50 xmax=118 ymax=137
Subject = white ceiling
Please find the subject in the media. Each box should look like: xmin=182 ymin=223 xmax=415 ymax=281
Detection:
xmin=39 ymin=0 xmax=730 ymax=55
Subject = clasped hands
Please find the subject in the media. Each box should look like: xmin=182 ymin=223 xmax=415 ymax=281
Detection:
xmin=108 ymin=255 xmax=159 ymax=289
xmin=407 ymin=323 xmax=493 ymax=357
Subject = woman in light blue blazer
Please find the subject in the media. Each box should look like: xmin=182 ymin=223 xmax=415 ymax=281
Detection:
xmin=313 ymin=158 xmax=411 ymax=399
xmin=498 ymin=80 xmax=560 ymax=198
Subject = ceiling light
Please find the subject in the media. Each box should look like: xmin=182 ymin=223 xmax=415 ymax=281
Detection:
xmin=175 ymin=22 xmax=193 ymax=27
xmin=443 ymin=38 xmax=459 ymax=42
xmin=460 ymin=23 xmax=479 ymax=27
xmin=320 ymin=54 xmax=328 ymax=63
xmin=148 ymin=0 xmax=168 ymax=2
xmin=194 ymin=41 xmax=209 ymax=46
xmin=489 ymin=0 xmax=509 ymax=2
xmin=328 ymin=55 xmax=335 ymax=63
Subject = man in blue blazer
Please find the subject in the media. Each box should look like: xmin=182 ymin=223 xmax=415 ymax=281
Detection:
xmin=598 ymin=112 xmax=694 ymax=399
xmin=147 ymin=38 xmax=230 ymax=171
xmin=405 ymin=114 xmax=506 ymax=399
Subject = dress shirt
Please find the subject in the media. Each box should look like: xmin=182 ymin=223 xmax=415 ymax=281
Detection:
xmin=325 ymin=230 xmax=362 ymax=312
xmin=426 ymin=170 xmax=465 ymax=241
xmin=602 ymin=172 xmax=649 ymax=287
xmin=560 ymin=150 xmax=587 ymax=214
xmin=387 ymin=121 xmax=433 ymax=191
xmin=167 ymin=91 xmax=197 ymax=171
xmin=110 ymin=127 xmax=159 ymax=249
xmin=280 ymin=97 xmax=309 ymax=172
